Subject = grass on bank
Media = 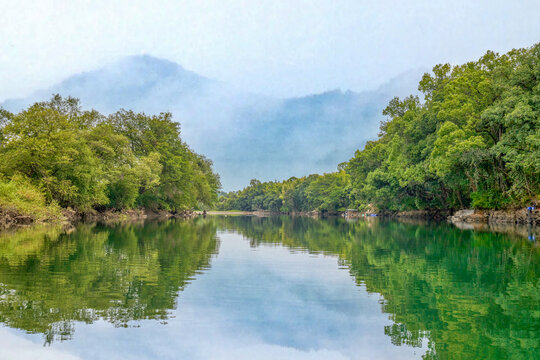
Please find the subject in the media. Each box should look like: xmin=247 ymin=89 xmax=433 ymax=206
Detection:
xmin=0 ymin=175 xmax=65 ymax=225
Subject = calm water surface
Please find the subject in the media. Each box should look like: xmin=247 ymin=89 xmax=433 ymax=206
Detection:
xmin=0 ymin=216 xmax=538 ymax=359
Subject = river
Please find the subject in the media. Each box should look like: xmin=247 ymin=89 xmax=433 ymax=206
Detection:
xmin=0 ymin=216 xmax=538 ymax=359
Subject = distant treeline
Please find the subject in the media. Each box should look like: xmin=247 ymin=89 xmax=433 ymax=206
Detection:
xmin=218 ymin=43 xmax=539 ymax=212
xmin=0 ymin=96 xmax=220 ymax=222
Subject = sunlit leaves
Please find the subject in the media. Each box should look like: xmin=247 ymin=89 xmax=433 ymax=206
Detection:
xmin=346 ymin=43 xmax=539 ymax=211
xmin=0 ymin=96 xmax=220 ymax=212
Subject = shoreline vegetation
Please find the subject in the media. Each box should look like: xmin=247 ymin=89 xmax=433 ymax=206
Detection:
xmin=217 ymin=44 xmax=539 ymax=225
xmin=1 ymin=43 xmax=539 ymax=230
xmin=0 ymin=96 xmax=219 ymax=228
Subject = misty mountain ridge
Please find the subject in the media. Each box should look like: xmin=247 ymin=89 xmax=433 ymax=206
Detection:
xmin=1 ymin=55 xmax=425 ymax=190
xmin=2 ymin=55 xmax=217 ymax=113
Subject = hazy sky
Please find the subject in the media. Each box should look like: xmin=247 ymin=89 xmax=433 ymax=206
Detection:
xmin=1 ymin=0 xmax=539 ymax=100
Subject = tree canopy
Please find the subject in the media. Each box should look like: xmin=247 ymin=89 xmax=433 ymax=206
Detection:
xmin=0 ymin=96 xmax=220 ymax=216
xmin=216 ymin=171 xmax=350 ymax=213
xmin=218 ymin=43 xmax=539 ymax=212
xmin=347 ymin=43 xmax=539 ymax=211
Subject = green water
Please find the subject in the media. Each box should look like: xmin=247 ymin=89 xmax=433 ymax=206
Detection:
xmin=0 ymin=216 xmax=538 ymax=359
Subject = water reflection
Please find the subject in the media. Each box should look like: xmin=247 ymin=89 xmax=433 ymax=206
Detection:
xmin=0 ymin=216 xmax=538 ymax=360
xmin=0 ymin=219 xmax=219 ymax=344
xmin=215 ymin=216 xmax=540 ymax=359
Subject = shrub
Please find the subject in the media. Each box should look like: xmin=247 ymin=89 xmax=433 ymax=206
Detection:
xmin=0 ymin=175 xmax=64 ymax=224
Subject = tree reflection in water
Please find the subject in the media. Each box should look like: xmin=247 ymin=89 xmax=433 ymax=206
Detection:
xmin=0 ymin=215 xmax=538 ymax=359
xmin=214 ymin=216 xmax=540 ymax=360
xmin=0 ymin=219 xmax=219 ymax=344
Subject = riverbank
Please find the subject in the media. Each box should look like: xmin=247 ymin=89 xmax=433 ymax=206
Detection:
xmin=209 ymin=207 xmax=539 ymax=226
xmin=0 ymin=206 xmax=197 ymax=229
xmin=198 ymin=211 xmax=257 ymax=216
xmin=202 ymin=210 xmax=334 ymax=217
xmin=5 ymin=203 xmax=537 ymax=232
xmin=448 ymin=208 xmax=539 ymax=225
xmin=342 ymin=207 xmax=539 ymax=225
xmin=4 ymin=207 xmax=538 ymax=243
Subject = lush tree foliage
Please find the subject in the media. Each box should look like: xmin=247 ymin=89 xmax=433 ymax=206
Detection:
xmin=0 ymin=175 xmax=64 ymax=224
xmin=0 ymin=96 xmax=220 ymax=213
xmin=217 ymin=171 xmax=350 ymax=213
xmin=219 ymin=44 xmax=539 ymax=212
xmin=347 ymin=43 xmax=539 ymax=211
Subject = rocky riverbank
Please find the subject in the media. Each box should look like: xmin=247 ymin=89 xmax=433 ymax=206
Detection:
xmin=0 ymin=207 xmax=197 ymax=229
xmin=449 ymin=208 xmax=539 ymax=225
xmin=342 ymin=207 xmax=539 ymax=226
xmin=344 ymin=209 xmax=452 ymax=221
xmin=393 ymin=210 xmax=453 ymax=221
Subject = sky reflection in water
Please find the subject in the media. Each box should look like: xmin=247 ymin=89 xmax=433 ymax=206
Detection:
xmin=0 ymin=216 xmax=538 ymax=359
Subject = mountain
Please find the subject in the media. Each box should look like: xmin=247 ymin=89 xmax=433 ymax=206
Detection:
xmin=2 ymin=55 xmax=213 ymax=113
xmin=1 ymin=56 xmax=424 ymax=190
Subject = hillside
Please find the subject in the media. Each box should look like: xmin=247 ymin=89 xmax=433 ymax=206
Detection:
xmin=1 ymin=56 xmax=422 ymax=190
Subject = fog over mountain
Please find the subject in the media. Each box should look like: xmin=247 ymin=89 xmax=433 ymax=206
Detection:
xmin=2 ymin=55 xmax=424 ymax=190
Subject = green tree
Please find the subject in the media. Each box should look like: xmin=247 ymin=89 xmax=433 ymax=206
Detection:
xmin=0 ymin=96 xmax=220 ymax=216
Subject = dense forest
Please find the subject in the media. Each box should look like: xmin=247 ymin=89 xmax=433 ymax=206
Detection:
xmin=0 ymin=96 xmax=220 ymax=223
xmin=218 ymin=43 xmax=539 ymax=213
